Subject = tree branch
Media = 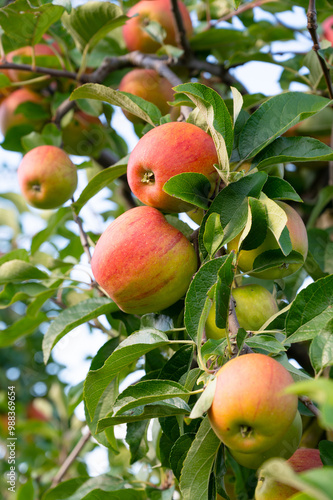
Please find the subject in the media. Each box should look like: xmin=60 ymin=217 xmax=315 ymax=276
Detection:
xmin=299 ymin=395 xmax=321 ymax=418
xmin=207 ymin=0 xmax=277 ymax=29
xmin=228 ymin=296 xmax=253 ymax=356
xmin=170 ymin=0 xmax=192 ymax=59
xmin=71 ymin=207 xmax=92 ymax=264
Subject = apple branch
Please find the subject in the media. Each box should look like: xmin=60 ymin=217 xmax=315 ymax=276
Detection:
xmin=71 ymin=207 xmax=92 ymax=264
xmin=228 ymin=296 xmax=253 ymax=357
xmin=170 ymin=0 xmax=192 ymax=59
xmin=299 ymin=395 xmax=321 ymax=418
xmin=307 ymin=0 xmax=333 ymax=99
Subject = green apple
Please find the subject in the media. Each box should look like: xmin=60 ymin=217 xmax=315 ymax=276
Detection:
xmin=205 ymin=284 xmax=279 ymax=339
xmin=208 ymin=353 xmax=298 ymax=454
xmin=90 ymin=205 xmax=198 ymax=314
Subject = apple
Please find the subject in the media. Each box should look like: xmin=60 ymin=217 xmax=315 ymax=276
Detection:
xmin=205 ymin=284 xmax=279 ymax=339
xmin=90 ymin=205 xmax=197 ymax=314
xmin=119 ymin=69 xmax=174 ymax=123
xmin=27 ymin=398 xmax=53 ymax=421
xmin=323 ymin=16 xmax=333 ymax=45
xmin=255 ymin=448 xmax=323 ymax=499
xmin=18 ymin=145 xmax=77 ymax=209
xmin=231 ymin=411 xmax=302 ymax=470
xmin=62 ymin=110 xmax=104 ymax=156
xmin=208 ymin=353 xmax=298 ymax=454
xmin=122 ymin=0 xmax=193 ymax=53
xmin=0 ymin=88 xmax=45 ymax=135
xmin=127 ymin=121 xmax=219 ymax=213
xmin=227 ymin=201 xmax=308 ymax=279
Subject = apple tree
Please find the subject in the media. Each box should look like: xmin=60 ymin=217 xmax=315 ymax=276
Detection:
xmin=0 ymin=0 xmax=333 ymax=498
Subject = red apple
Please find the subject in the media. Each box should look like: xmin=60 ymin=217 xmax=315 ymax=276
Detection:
xmin=205 ymin=284 xmax=279 ymax=339
xmin=27 ymin=398 xmax=53 ymax=421
xmin=255 ymin=448 xmax=323 ymax=499
xmin=119 ymin=69 xmax=174 ymax=123
xmin=127 ymin=121 xmax=219 ymax=213
xmin=208 ymin=353 xmax=298 ymax=454
xmin=323 ymin=16 xmax=333 ymax=45
xmin=91 ymin=205 xmax=198 ymax=314
xmin=227 ymin=201 xmax=308 ymax=279
xmin=123 ymin=0 xmax=193 ymax=53
xmin=231 ymin=411 xmax=302 ymax=469
xmin=0 ymin=88 xmax=45 ymax=135
xmin=62 ymin=110 xmax=104 ymax=156
xmin=18 ymin=145 xmax=77 ymax=209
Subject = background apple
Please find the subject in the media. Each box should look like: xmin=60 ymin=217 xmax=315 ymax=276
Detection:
xmin=205 ymin=284 xmax=279 ymax=339
xmin=208 ymin=353 xmax=298 ymax=454
xmin=228 ymin=201 xmax=308 ymax=279
xmin=62 ymin=110 xmax=104 ymax=156
xmin=122 ymin=0 xmax=193 ymax=53
xmin=127 ymin=121 xmax=219 ymax=213
xmin=18 ymin=145 xmax=77 ymax=209
xmin=91 ymin=205 xmax=198 ymax=314
xmin=255 ymin=448 xmax=323 ymax=499
xmin=230 ymin=411 xmax=302 ymax=469
xmin=119 ymin=69 xmax=175 ymax=123
xmin=322 ymin=15 xmax=333 ymax=45
xmin=0 ymin=88 xmax=45 ymax=135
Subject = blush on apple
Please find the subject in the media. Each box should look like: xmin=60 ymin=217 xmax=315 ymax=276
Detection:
xmin=0 ymin=88 xmax=45 ymax=135
xmin=91 ymin=206 xmax=198 ymax=314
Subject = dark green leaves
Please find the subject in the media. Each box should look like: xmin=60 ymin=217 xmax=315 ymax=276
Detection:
xmin=163 ymin=173 xmax=212 ymax=209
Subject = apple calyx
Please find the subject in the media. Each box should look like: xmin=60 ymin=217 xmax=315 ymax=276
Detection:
xmin=31 ymin=183 xmax=41 ymax=192
xmin=141 ymin=171 xmax=155 ymax=184
xmin=240 ymin=425 xmax=253 ymax=439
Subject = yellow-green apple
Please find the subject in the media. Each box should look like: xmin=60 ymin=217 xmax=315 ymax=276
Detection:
xmin=208 ymin=353 xmax=298 ymax=454
xmin=127 ymin=121 xmax=219 ymax=213
xmin=62 ymin=110 xmax=104 ymax=156
xmin=255 ymin=448 xmax=323 ymax=500
xmin=27 ymin=398 xmax=53 ymax=421
xmin=0 ymin=88 xmax=45 ymax=135
xmin=227 ymin=201 xmax=308 ymax=279
xmin=91 ymin=205 xmax=197 ymax=314
xmin=186 ymin=207 xmax=205 ymax=226
xmin=205 ymin=284 xmax=279 ymax=339
xmin=119 ymin=69 xmax=174 ymax=123
xmin=123 ymin=0 xmax=193 ymax=53
xmin=231 ymin=411 xmax=302 ymax=469
xmin=323 ymin=16 xmax=333 ymax=45
xmin=18 ymin=145 xmax=77 ymax=209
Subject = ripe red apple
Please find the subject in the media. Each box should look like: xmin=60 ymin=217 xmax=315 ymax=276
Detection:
xmin=91 ymin=205 xmax=198 ymax=314
xmin=127 ymin=121 xmax=219 ymax=213
xmin=231 ymin=411 xmax=302 ymax=470
xmin=255 ymin=448 xmax=323 ymax=499
xmin=205 ymin=284 xmax=279 ymax=339
xmin=208 ymin=354 xmax=298 ymax=454
xmin=323 ymin=16 xmax=333 ymax=45
xmin=62 ymin=110 xmax=104 ymax=156
xmin=227 ymin=201 xmax=308 ymax=279
xmin=119 ymin=69 xmax=174 ymax=123
xmin=18 ymin=145 xmax=77 ymax=209
xmin=123 ymin=0 xmax=193 ymax=53
xmin=0 ymin=88 xmax=45 ymax=135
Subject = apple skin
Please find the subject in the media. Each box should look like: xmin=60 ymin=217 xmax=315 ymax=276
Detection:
xmin=127 ymin=121 xmax=219 ymax=213
xmin=208 ymin=353 xmax=298 ymax=454
xmin=18 ymin=145 xmax=77 ymax=209
xmin=228 ymin=201 xmax=308 ymax=280
xmin=231 ymin=411 xmax=302 ymax=470
xmin=255 ymin=448 xmax=323 ymax=500
xmin=62 ymin=110 xmax=103 ymax=156
xmin=123 ymin=0 xmax=193 ymax=53
xmin=323 ymin=16 xmax=333 ymax=45
xmin=0 ymin=88 xmax=45 ymax=135
xmin=119 ymin=69 xmax=174 ymax=123
xmin=91 ymin=206 xmax=198 ymax=314
xmin=205 ymin=284 xmax=279 ymax=340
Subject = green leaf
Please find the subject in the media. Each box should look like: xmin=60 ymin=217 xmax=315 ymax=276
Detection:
xmin=307 ymin=186 xmax=333 ymax=229
xmin=309 ymin=331 xmax=333 ymax=373
xmin=203 ymin=213 xmax=224 ymax=258
xmin=307 ymin=229 xmax=333 ymax=275
xmin=31 ymin=207 xmax=72 ymax=254
xmin=22 ymin=123 xmax=62 ymax=151
xmin=262 ymin=176 xmax=303 ymax=202
xmin=170 ymin=433 xmax=196 ymax=481
xmin=252 ymin=136 xmax=333 ymax=169
xmin=126 ymin=420 xmax=149 ymax=464
xmin=158 ymin=345 xmax=194 ymax=382
xmin=84 ymin=329 xmax=170 ymax=419
xmin=319 ymin=441 xmax=333 ymax=466
xmin=0 ymin=260 xmax=49 ymax=284
xmin=163 ymin=173 xmax=212 ymax=210
xmin=43 ymin=478 xmax=88 ymax=500
xmin=62 ymin=1 xmax=127 ymax=52
xmin=17 ymin=479 xmax=35 ymax=500
xmin=70 ymin=84 xmax=161 ymax=126
xmin=180 ymin=416 xmax=221 ymax=500
xmin=0 ymin=312 xmax=47 ymax=347
xmin=0 ymin=249 xmax=29 ymax=265
xmin=0 ymin=282 xmax=46 ymax=309
xmin=286 ymin=275 xmax=333 ymax=343
xmin=258 ymin=193 xmax=292 ymax=256
xmin=43 ymin=298 xmax=119 ymax=363
xmin=72 ymin=162 xmax=127 ymax=214
xmin=184 ymin=257 xmax=226 ymax=342
xmin=239 ymin=92 xmax=333 ymax=160
xmin=215 ymin=252 xmax=236 ymax=329
xmin=190 ymin=377 xmax=216 ymax=420
xmin=246 ymin=334 xmax=286 ymax=354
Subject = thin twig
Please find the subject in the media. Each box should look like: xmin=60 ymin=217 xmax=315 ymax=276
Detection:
xmin=299 ymin=395 xmax=321 ymax=418
xmin=207 ymin=0 xmax=277 ymax=29
xmin=170 ymin=0 xmax=192 ymax=59
xmin=51 ymin=429 xmax=91 ymax=488
xmin=71 ymin=207 xmax=92 ymax=264
xmin=228 ymin=295 xmax=253 ymax=357
xmin=307 ymin=0 xmax=333 ymax=99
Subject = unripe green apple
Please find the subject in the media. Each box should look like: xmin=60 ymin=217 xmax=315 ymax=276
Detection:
xmin=91 ymin=206 xmax=197 ymax=314
xmin=0 ymin=88 xmax=45 ymax=135
xmin=227 ymin=201 xmax=308 ymax=279
xmin=127 ymin=122 xmax=219 ymax=213
xmin=208 ymin=353 xmax=298 ymax=454
xmin=205 ymin=284 xmax=279 ymax=339
xmin=119 ymin=69 xmax=175 ymax=123
xmin=18 ymin=145 xmax=77 ymax=209
xmin=122 ymin=0 xmax=193 ymax=53
xmin=255 ymin=448 xmax=323 ymax=500
xmin=62 ymin=110 xmax=104 ymax=156
xmin=231 ymin=411 xmax=302 ymax=469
